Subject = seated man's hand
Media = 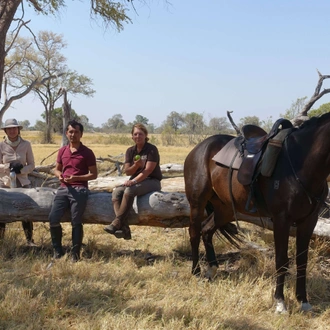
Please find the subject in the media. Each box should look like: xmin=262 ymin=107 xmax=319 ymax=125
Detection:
xmin=10 ymin=161 xmax=23 ymax=174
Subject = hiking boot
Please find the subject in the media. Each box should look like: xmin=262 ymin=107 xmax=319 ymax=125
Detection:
xmin=104 ymin=224 xmax=117 ymax=235
xmin=104 ymin=219 xmax=121 ymax=235
xmin=114 ymin=226 xmax=132 ymax=240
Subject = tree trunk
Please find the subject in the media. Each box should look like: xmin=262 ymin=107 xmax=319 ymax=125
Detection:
xmin=0 ymin=1 xmax=21 ymax=100
xmin=60 ymin=87 xmax=70 ymax=147
xmin=1 ymin=186 xmax=330 ymax=238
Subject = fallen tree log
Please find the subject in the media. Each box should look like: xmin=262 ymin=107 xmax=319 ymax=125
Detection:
xmin=0 ymin=187 xmax=190 ymax=228
xmin=88 ymin=176 xmax=185 ymax=192
xmin=1 ymin=187 xmax=330 ymax=239
xmin=160 ymin=163 xmax=184 ymax=175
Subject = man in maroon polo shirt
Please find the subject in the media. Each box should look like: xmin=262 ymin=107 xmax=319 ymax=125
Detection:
xmin=48 ymin=120 xmax=97 ymax=261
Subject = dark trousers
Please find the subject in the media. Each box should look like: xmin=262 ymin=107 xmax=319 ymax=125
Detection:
xmin=49 ymin=186 xmax=89 ymax=260
xmin=49 ymin=186 xmax=89 ymax=227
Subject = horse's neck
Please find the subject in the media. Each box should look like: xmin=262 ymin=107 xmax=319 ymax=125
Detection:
xmin=292 ymin=121 xmax=330 ymax=185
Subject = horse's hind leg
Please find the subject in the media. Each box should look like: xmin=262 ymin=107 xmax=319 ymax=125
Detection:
xmin=295 ymin=215 xmax=318 ymax=312
xmin=273 ymin=217 xmax=291 ymax=314
xmin=189 ymin=206 xmax=204 ymax=276
xmin=201 ymin=213 xmax=218 ymax=280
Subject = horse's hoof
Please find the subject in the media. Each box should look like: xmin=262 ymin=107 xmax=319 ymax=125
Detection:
xmin=275 ymin=299 xmax=288 ymax=314
xmin=301 ymin=302 xmax=312 ymax=312
xmin=205 ymin=265 xmax=217 ymax=280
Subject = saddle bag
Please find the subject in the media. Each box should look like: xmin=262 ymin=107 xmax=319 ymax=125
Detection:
xmin=260 ymin=128 xmax=293 ymax=177
xmin=260 ymin=138 xmax=283 ymax=177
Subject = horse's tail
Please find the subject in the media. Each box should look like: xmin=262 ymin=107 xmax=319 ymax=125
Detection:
xmin=215 ymin=222 xmax=242 ymax=249
xmin=203 ymin=201 xmax=242 ymax=249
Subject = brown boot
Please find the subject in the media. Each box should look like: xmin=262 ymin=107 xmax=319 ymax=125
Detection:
xmin=104 ymin=218 xmax=121 ymax=235
xmin=105 ymin=193 xmax=133 ymax=239
xmin=114 ymin=226 xmax=132 ymax=240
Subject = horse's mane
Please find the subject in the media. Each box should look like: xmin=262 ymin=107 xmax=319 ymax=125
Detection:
xmin=299 ymin=111 xmax=330 ymax=130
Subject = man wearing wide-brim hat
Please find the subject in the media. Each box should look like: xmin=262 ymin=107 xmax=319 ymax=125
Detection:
xmin=0 ymin=118 xmax=36 ymax=245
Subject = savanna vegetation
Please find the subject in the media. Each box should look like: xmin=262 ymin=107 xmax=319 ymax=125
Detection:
xmin=1 ymin=134 xmax=330 ymax=329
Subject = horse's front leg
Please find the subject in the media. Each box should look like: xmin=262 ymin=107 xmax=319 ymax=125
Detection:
xmin=295 ymin=214 xmax=318 ymax=312
xmin=189 ymin=207 xmax=204 ymax=276
xmin=273 ymin=217 xmax=291 ymax=314
xmin=201 ymin=213 xmax=218 ymax=280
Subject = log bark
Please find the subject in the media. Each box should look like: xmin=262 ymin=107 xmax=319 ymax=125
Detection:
xmin=0 ymin=187 xmax=190 ymax=228
xmin=1 ymin=185 xmax=330 ymax=239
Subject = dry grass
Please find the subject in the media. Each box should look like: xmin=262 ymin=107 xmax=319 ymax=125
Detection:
xmin=1 ymin=134 xmax=330 ymax=329
xmin=21 ymin=132 xmax=191 ymax=165
xmin=1 ymin=223 xmax=330 ymax=329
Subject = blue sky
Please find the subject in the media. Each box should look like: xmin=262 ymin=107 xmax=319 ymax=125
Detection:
xmin=8 ymin=0 xmax=330 ymax=128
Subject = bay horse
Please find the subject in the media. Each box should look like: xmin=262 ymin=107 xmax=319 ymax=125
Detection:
xmin=184 ymin=112 xmax=330 ymax=313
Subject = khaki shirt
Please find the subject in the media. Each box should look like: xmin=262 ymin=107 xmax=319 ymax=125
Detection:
xmin=0 ymin=138 xmax=35 ymax=187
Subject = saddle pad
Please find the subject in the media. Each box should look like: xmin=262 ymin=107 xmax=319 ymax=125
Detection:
xmin=212 ymin=138 xmax=243 ymax=170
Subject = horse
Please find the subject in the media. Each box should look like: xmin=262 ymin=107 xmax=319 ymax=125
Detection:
xmin=184 ymin=112 xmax=330 ymax=313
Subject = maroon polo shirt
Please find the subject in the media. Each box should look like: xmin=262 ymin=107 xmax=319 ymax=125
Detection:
xmin=57 ymin=143 xmax=96 ymax=188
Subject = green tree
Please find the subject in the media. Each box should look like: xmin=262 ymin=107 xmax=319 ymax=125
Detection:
xmin=41 ymin=107 xmax=80 ymax=134
xmin=308 ymin=102 xmax=330 ymax=118
xmin=208 ymin=116 xmax=231 ymax=134
xmin=18 ymin=119 xmax=30 ymax=130
xmin=134 ymin=115 xmax=149 ymax=126
xmin=33 ymin=119 xmax=46 ymax=132
xmin=79 ymin=114 xmax=94 ymax=132
xmin=8 ymin=31 xmax=95 ymax=143
xmin=182 ymin=112 xmax=206 ymax=144
xmin=102 ymin=114 xmax=126 ymax=132
xmin=0 ymin=1 xmax=131 ymax=100
xmin=238 ymin=116 xmax=261 ymax=129
xmin=261 ymin=116 xmax=274 ymax=133
xmin=164 ymin=111 xmax=184 ymax=132
xmin=280 ymin=97 xmax=308 ymax=120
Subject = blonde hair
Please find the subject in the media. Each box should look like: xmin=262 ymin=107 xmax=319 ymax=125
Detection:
xmin=131 ymin=123 xmax=149 ymax=142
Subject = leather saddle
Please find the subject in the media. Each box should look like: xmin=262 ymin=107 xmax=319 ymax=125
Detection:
xmin=213 ymin=118 xmax=293 ymax=185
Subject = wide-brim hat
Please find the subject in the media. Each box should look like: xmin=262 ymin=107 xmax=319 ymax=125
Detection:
xmin=1 ymin=119 xmax=23 ymax=130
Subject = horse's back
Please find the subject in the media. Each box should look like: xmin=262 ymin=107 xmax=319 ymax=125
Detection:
xmin=184 ymin=134 xmax=234 ymax=199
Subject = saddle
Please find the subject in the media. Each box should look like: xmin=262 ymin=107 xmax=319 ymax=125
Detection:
xmin=213 ymin=118 xmax=293 ymax=185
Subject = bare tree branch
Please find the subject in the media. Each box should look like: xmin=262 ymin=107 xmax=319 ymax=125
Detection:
xmin=0 ymin=73 xmax=64 ymax=124
xmin=292 ymin=70 xmax=330 ymax=127
xmin=227 ymin=111 xmax=241 ymax=135
xmin=6 ymin=19 xmax=31 ymax=55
